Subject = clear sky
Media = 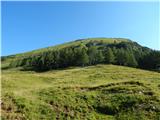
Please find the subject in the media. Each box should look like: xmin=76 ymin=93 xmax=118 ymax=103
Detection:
xmin=2 ymin=1 xmax=159 ymax=56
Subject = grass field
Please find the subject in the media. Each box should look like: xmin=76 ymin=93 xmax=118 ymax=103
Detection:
xmin=1 ymin=64 xmax=160 ymax=120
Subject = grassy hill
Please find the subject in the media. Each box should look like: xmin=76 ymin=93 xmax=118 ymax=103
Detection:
xmin=2 ymin=37 xmax=156 ymax=71
xmin=1 ymin=64 xmax=160 ymax=120
xmin=2 ymin=38 xmax=130 ymax=57
xmin=2 ymin=38 xmax=133 ymax=69
xmin=1 ymin=38 xmax=160 ymax=119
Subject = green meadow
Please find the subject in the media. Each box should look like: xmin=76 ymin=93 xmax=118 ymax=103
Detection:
xmin=1 ymin=64 xmax=160 ymax=120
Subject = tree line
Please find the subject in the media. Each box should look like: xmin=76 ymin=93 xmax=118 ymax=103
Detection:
xmin=10 ymin=42 xmax=160 ymax=71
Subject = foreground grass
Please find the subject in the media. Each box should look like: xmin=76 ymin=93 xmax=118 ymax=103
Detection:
xmin=1 ymin=65 xmax=160 ymax=120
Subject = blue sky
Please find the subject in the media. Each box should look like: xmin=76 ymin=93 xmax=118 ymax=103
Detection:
xmin=2 ymin=1 xmax=159 ymax=56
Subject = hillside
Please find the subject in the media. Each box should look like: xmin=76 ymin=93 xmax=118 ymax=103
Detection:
xmin=1 ymin=38 xmax=160 ymax=120
xmin=1 ymin=38 xmax=132 ymax=69
xmin=2 ymin=38 xmax=160 ymax=72
xmin=2 ymin=38 xmax=130 ymax=57
xmin=1 ymin=64 xmax=160 ymax=120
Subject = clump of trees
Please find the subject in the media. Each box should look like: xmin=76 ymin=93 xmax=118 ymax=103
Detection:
xmin=9 ymin=41 xmax=160 ymax=71
xmin=139 ymin=51 xmax=160 ymax=70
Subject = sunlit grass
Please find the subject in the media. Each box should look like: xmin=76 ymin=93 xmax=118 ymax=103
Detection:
xmin=1 ymin=64 xmax=160 ymax=120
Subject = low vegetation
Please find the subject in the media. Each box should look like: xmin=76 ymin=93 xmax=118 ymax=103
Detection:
xmin=1 ymin=65 xmax=160 ymax=120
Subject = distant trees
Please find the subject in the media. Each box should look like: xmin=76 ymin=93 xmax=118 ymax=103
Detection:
xmin=96 ymin=50 xmax=104 ymax=64
xmin=88 ymin=46 xmax=98 ymax=65
xmin=88 ymin=46 xmax=104 ymax=65
xmin=74 ymin=46 xmax=89 ymax=66
xmin=139 ymin=50 xmax=160 ymax=69
xmin=116 ymin=49 xmax=127 ymax=66
xmin=113 ymin=48 xmax=137 ymax=67
xmin=126 ymin=52 xmax=138 ymax=67
xmin=104 ymin=48 xmax=115 ymax=64
xmin=9 ymin=41 xmax=160 ymax=71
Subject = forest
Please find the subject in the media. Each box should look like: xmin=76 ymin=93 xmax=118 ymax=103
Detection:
xmin=9 ymin=40 xmax=160 ymax=72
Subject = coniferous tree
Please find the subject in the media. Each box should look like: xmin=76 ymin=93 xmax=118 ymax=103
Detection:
xmin=52 ymin=50 xmax=60 ymax=68
xmin=126 ymin=52 xmax=138 ymax=67
xmin=139 ymin=50 xmax=160 ymax=69
xmin=104 ymin=47 xmax=115 ymax=64
xmin=88 ymin=46 xmax=98 ymax=65
xmin=116 ymin=48 xmax=126 ymax=65
xmin=59 ymin=49 xmax=69 ymax=68
xmin=96 ymin=50 xmax=104 ymax=63
xmin=75 ymin=47 xmax=89 ymax=66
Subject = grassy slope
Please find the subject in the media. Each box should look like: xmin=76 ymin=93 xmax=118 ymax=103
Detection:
xmin=1 ymin=38 xmax=134 ymax=72
xmin=1 ymin=38 xmax=131 ymax=67
xmin=2 ymin=64 xmax=160 ymax=120
xmin=14 ymin=38 xmax=130 ymax=56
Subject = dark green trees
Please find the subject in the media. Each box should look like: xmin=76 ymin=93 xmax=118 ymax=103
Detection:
xmin=126 ymin=52 xmax=138 ymax=67
xmin=9 ymin=41 xmax=160 ymax=71
xmin=104 ymin=48 xmax=115 ymax=64
xmin=116 ymin=49 xmax=137 ymax=67
xmin=88 ymin=46 xmax=104 ymax=65
xmin=88 ymin=46 xmax=97 ymax=65
xmin=139 ymin=51 xmax=160 ymax=69
xmin=116 ymin=49 xmax=126 ymax=65
xmin=74 ymin=47 xmax=89 ymax=66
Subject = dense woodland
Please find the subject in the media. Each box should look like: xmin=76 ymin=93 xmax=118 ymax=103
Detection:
xmin=8 ymin=41 xmax=160 ymax=71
